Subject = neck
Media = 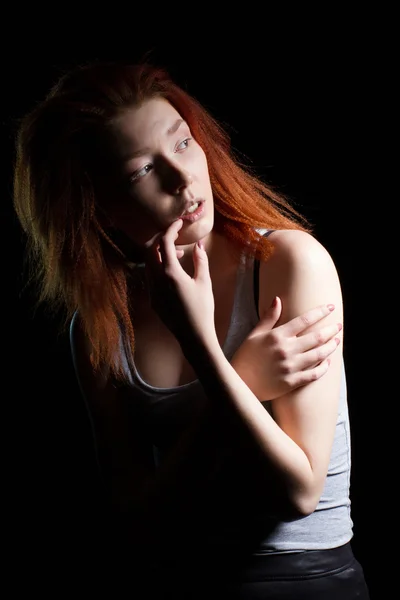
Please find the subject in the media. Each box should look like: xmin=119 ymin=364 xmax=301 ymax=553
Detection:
xmin=177 ymin=231 xmax=240 ymax=279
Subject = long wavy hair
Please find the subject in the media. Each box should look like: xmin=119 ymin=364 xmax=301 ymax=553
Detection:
xmin=13 ymin=60 xmax=311 ymax=383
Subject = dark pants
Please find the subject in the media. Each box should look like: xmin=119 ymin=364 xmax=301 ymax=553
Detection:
xmin=98 ymin=533 xmax=370 ymax=599
xmin=220 ymin=542 xmax=370 ymax=599
xmin=145 ymin=542 xmax=370 ymax=599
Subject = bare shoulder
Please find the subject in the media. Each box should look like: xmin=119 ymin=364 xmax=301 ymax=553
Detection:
xmin=267 ymin=229 xmax=337 ymax=271
xmin=259 ymin=229 xmax=343 ymax=325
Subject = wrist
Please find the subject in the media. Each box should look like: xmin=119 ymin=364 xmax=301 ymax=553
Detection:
xmin=181 ymin=331 xmax=224 ymax=370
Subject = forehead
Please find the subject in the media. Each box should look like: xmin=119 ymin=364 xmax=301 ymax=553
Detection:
xmin=110 ymin=97 xmax=183 ymax=155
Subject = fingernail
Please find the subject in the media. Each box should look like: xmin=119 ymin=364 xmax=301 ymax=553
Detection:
xmin=270 ymin=296 xmax=278 ymax=308
xmin=197 ymin=240 xmax=205 ymax=250
xmin=327 ymin=304 xmax=335 ymax=311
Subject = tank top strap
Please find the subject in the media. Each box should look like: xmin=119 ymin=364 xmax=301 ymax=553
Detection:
xmin=253 ymin=230 xmax=275 ymax=319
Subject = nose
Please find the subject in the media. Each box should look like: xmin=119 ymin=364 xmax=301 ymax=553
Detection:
xmin=157 ymin=154 xmax=194 ymax=196
xmin=160 ymin=158 xmax=192 ymax=195
xmin=173 ymin=169 xmax=193 ymax=195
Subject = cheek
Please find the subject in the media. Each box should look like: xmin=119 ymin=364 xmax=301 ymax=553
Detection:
xmin=114 ymin=188 xmax=159 ymax=219
xmin=109 ymin=197 xmax=160 ymax=244
xmin=192 ymin=147 xmax=212 ymax=184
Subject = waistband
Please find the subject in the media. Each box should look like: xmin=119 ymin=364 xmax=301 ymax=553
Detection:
xmin=237 ymin=542 xmax=355 ymax=581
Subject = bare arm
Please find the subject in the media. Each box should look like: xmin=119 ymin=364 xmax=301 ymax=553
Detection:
xmin=179 ymin=230 xmax=343 ymax=516
xmin=71 ymin=227 xmax=343 ymax=543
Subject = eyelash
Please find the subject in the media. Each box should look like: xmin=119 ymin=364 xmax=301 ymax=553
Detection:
xmin=130 ymin=137 xmax=192 ymax=183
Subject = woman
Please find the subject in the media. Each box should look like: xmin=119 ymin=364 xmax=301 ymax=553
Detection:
xmin=13 ymin=61 xmax=370 ymax=598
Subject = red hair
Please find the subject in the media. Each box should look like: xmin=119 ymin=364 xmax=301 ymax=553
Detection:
xmin=13 ymin=61 xmax=311 ymax=383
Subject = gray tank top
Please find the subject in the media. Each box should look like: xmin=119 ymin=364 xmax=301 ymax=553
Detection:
xmin=118 ymin=251 xmax=353 ymax=554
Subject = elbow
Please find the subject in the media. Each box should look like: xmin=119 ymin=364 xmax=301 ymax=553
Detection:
xmin=292 ymin=496 xmax=319 ymax=518
xmin=288 ymin=487 xmax=321 ymax=519
xmin=278 ymin=500 xmax=317 ymax=521
xmin=267 ymin=489 xmax=320 ymax=521
xmin=287 ymin=467 xmax=325 ymax=517
xmin=271 ymin=481 xmax=321 ymax=520
xmin=258 ymin=465 xmax=323 ymax=520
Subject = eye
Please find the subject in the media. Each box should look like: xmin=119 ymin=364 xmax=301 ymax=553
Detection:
xmin=130 ymin=163 xmax=153 ymax=183
xmin=175 ymin=137 xmax=192 ymax=152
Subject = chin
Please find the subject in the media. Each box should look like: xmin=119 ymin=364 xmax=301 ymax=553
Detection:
xmin=178 ymin=218 xmax=213 ymax=246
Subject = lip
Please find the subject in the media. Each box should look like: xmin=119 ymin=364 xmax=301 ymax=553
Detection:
xmin=180 ymin=199 xmax=205 ymax=223
xmin=180 ymin=198 xmax=204 ymax=216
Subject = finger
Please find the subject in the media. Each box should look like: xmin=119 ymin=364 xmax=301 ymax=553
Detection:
xmin=295 ymin=322 xmax=343 ymax=353
xmin=144 ymin=247 xmax=161 ymax=292
xmin=287 ymin=358 xmax=332 ymax=389
xmin=144 ymin=240 xmax=163 ymax=286
xmin=143 ymin=229 xmax=171 ymax=293
xmin=144 ymin=228 xmax=164 ymax=268
xmin=297 ymin=336 xmax=341 ymax=371
xmin=280 ymin=304 xmax=337 ymax=337
xmin=193 ymin=239 xmax=210 ymax=281
xmin=258 ymin=296 xmax=282 ymax=328
xmin=158 ymin=219 xmax=183 ymax=270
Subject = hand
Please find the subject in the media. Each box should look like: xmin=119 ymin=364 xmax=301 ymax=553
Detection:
xmin=230 ymin=297 xmax=342 ymax=401
xmin=144 ymin=219 xmax=216 ymax=348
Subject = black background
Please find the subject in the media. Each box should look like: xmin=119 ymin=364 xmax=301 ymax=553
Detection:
xmin=3 ymin=14 xmax=391 ymax=598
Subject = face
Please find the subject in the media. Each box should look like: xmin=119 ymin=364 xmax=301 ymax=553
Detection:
xmin=106 ymin=97 xmax=214 ymax=249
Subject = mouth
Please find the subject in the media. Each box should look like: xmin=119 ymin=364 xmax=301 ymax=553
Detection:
xmin=180 ymin=199 xmax=205 ymax=222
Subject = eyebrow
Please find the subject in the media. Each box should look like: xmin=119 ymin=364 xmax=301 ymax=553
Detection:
xmin=167 ymin=118 xmax=185 ymax=135
xmin=125 ymin=118 xmax=186 ymax=160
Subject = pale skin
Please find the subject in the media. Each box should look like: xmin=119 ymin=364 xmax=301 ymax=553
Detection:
xmin=71 ymin=97 xmax=344 ymax=536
